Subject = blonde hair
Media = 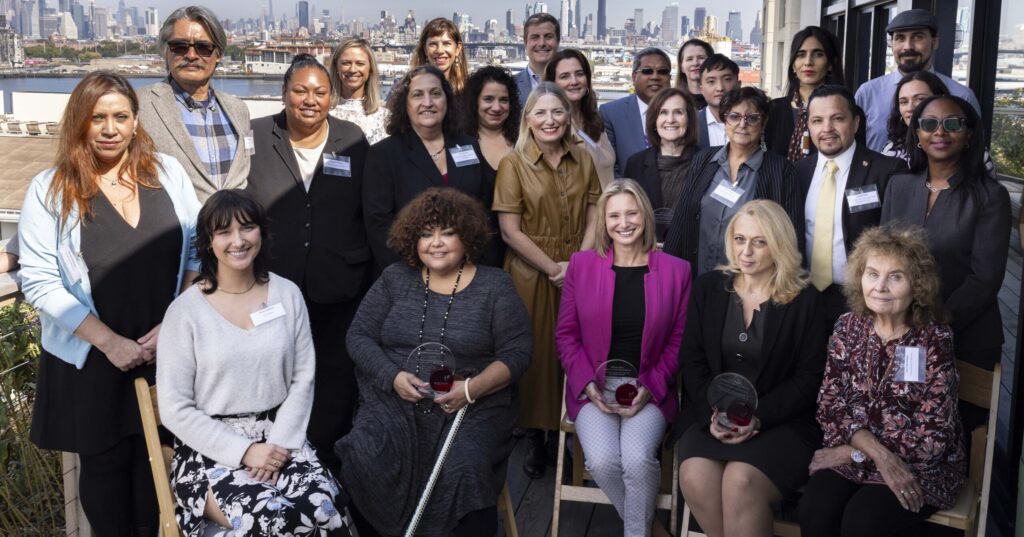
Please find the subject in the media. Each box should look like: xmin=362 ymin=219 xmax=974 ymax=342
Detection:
xmin=718 ymin=200 xmax=808 ymax=304
xmin=594 ymin=179 xmax=657 ymax=257
xmin=410 ymin=18 xmax=469 ymax=94
xmin=329 ymin=38 xmax=382 ymax=114
xmin=514 ymin=82 xmax=575 ymax=155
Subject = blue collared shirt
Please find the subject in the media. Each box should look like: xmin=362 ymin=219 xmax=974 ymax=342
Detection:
xmin=169 ymin=78 xmax=239 ymax=189
xmin=855 ymin=69 xmax=981 ymax=153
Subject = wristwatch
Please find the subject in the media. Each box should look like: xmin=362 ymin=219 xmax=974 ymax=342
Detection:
xmin=851 ymin=448 xmax=867 ymax=464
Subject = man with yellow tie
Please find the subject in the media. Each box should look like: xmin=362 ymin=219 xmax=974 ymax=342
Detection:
xmin=796 ymin=85 xmax=907 ymax=328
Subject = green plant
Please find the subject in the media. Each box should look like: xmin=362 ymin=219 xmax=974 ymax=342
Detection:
xmin=991 ymin=89 xmax=1024 ymax=180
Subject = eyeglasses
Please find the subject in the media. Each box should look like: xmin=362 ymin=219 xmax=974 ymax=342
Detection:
xmin=724 ymin=112 xmax=765 ymax=126
xmin=917 ymin=116 xmax=967 ymax=133
xmin=166 ymin=39 xmax=217 ymax=57
xmin=637 ymin=67 xmax=671 ymax=76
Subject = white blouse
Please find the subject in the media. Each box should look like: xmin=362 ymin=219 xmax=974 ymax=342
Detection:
xmin=330 ymin=98 xmax=391 ymax=145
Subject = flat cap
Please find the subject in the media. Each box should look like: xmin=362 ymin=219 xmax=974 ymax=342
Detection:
xmin=886 ymin=9 xmax=937 ymax=34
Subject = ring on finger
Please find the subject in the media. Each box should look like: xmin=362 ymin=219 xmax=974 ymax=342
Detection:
xmin=900 ymin=490 xmax=908 ymax=496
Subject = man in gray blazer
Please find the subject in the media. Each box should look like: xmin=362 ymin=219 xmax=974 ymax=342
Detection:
xmin=599 ymin=47 xmax=672 ymax=177
xmin=515 ymin=13 xmax=560 ymax=108
xmin=138 ymin=6 xmax=251 ymax=202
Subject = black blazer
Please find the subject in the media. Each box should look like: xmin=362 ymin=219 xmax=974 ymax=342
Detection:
xmin=765 ymin=96 xmax=868 ymax=160
xmin=246 ymin=113 xmax=372 ymax=304
xmin=663 ymin=147 xmax=805 ymax=269
xmin=696 ymin=108 xmax=711 ymax=149
xmin=677 ymin=271 xmax=827 ymax=434
xmin=622 ymin=145 xmax=696 ymax=210
xmin=881 ymin=170 xmax=1011 ymax=357
xmin=795 ymin=144 xmax=907 ymax=256
xmin=363 ymin=130 xmax=494 ymax=271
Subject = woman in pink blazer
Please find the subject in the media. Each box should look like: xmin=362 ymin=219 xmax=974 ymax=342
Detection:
xmin=556 ymin=179 xmax=692 ymax=537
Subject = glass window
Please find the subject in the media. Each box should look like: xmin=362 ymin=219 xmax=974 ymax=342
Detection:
xmin=992 ymin=0 xmax=1024 ymax=180
xmin=953 ymin=0 xmax=974 ymax=87
xmin=882 ymin=5 xmax=897 ymax=73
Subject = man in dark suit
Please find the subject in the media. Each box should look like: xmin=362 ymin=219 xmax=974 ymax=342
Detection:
xmin=599 ymin=47 xmax=672 ymax=177
xmin=515 ymin=13 xmax=560 ymax=108
xmin=695 ymin=54 xmax=739 ymax=149
xmin=799 ymin=85 xmax=907 ymax=327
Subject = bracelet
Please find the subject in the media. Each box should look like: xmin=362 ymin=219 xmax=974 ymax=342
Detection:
xmin=464 ymin=377 xmax=476 ymax=404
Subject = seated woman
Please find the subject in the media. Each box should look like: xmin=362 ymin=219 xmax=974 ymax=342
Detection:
xmin=157 ymin=189 xmax=354 ymax=536
xmin=337 ymin=188 xmax=532 ymax=537
xmin=798 ymin=225 xmax=966 ymax=536
xmin=677 ymin=199 xmax=827 ymax=537
xmin=555 ymin=179 xmax=691 ymax=537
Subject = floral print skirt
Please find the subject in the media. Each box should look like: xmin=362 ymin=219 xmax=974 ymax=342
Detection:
xmin=170 ymin=411 xmax=357 ymax=537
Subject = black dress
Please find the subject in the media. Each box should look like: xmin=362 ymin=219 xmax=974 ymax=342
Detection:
xmin=30 ymin=186 xmax=182 ymax=454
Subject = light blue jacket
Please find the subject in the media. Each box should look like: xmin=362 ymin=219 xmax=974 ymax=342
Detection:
xmin=18 ymin=154 xmax=201 ymax=369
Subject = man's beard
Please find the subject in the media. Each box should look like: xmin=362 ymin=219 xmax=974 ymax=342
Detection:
xmin=898 ymin=53 xmax=928 ymax=73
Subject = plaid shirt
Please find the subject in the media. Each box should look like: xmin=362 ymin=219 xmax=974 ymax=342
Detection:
xmin=169 ymin=78 xmax=239 ymax=189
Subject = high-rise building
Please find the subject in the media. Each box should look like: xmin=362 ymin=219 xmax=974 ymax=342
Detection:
xmin=93 ymin=6 xmax=109 ymax=37
xmin=661 ymin=3 xmax=678 ymax=43
xmin=58 ymin=10 xmax=76 ymax=38
xmin=36 ymin=0 xmax=44 ymax=39
xmin=705 ymin=14 xmax=718 ymax=36
xmin=0 ymin=15 xmax=24 ymax=67
xmin=559 ymin=0 xmax=568 ymax=38
xmin=694 ymin=7 xmax=705 ymax=33
xmin=633 ymin=9 xmax=643 ymax=36
xmin=726 ymin=10 xmax=742 ymax=41
xmin=506 ymin=8 xmax=514 ymax=37
xmin=583 ymin=12 xmax=592 ymax=40
xmin=574 ymin=0 xmax=580 ymax=35
xmin=533 ymin=2 xmax=548 ymax=14
xmin=681 ymin=15 xmax=689 ymax=37
xmin=597 ymin=0 xmax=606 ymax=40
xmin=298 ymin=1 xmax=308 ymax=30
xmin=750 ymin=10 xmax=761 ymax=46
xmin=144 ymin=7 xmax=157 ymax=37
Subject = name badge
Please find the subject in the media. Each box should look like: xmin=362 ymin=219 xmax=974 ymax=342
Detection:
xmin=58 ymin=242 xmax=87 ymax=285
xmin=709 ymin=179 xmax=745 ymax=208
xmin=323 ymin=154 xmax=352 ymax=177
xmin=894 ymin=345 xmax=926 ymax=383
xmin=846 ymin=185 xmax=881 ymax=213
xmin=450 ymin=145 xmax=480 ymax=167
xmin=250 ymin=303 xmax=286 ymax=327
xmin=243 ymin=135 xmax=255 ymax=156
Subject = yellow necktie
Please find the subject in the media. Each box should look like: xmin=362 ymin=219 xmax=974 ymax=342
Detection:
xmin=811 ymin=160 xmax=838 ymax=292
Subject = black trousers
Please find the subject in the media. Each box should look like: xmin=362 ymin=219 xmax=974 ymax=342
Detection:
xmin=305 ymin=298 xmax=362 ymax=475
xmin=77 ymin=434 xmax=158 ymax=537
xmin=798 ymin=470 xmax=938 ymax=537
xmin=821 ymin=283 xmax=848 ymax=333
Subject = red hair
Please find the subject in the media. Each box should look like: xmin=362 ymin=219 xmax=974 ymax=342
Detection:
xmin=49 ymin=70 xmax=160 ymax=226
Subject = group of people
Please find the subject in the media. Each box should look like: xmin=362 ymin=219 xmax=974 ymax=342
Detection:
xmin=14 ymin=4 xmax=1010 ymax=537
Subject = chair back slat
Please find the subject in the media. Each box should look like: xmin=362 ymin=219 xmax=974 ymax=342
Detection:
xmin=956 ymin=360 xmax=993 ymax=410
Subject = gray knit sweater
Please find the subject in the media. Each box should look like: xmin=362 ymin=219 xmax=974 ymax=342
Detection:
xmin=156 ymin=273 xmax=315 ymax=467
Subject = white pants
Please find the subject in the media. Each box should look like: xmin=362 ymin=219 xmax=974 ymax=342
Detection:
xmin=573 ymin=403 xmax=667 ymax=537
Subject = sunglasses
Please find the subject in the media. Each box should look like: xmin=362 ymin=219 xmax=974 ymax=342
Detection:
xmin=724 ymin=112 xmax=765 ymax=126
xmin=637 ymin=67 xmax=671 ymax=76
xmin=167 ymin=39 xmax=217 ymax=57
xmin=917 ymin=116 xmax=967 ymax=133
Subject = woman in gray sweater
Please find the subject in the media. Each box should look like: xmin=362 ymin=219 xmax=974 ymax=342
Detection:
xmin=157 ymin=190 xmax=356 ymax=537
xmin=337 ymin=188 xmax=532 ymax=536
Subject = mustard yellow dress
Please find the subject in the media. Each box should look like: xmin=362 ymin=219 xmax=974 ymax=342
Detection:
xmin=492 ymin=138 xmax=602 ymax=430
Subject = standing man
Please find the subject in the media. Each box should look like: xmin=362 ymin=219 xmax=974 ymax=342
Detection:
xmin=855 ymin=8 xmax=980 ymax=152
xmin=139 ymin=6 xmax=252 ymax=202
xmin=800 ymin=85 xmax=906 ymax=327
xmin=600 ymin=47 xmax=672 ymax=176
xmin=516 ymin=13 xmax=560 ymax=108
xmin=695 ymin=54 xmax=740 ymax=149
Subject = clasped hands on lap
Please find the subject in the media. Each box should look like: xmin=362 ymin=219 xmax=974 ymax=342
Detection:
xmin=393 ymin=371 xmax=472 ymax=414
xmin=241 ymin=442 xmax=292 ymax=485
xmin=808 ymin=430 xmax=925 ymax=512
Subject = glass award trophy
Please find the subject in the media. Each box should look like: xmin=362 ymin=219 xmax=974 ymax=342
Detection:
xmin=707 ymin=372 xmax=758 ymax=428
xmin=404 ymin=342 xmax=456 ymax=401
xmin=596 ymin=359 xmax=640 ymax=409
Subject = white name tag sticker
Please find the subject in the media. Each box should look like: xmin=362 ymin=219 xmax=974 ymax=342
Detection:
xmin=243 ymin=135 xmax=255 ymax=156
xmin=323 ymin=154 xmax=352 ymax=177
xmin=894 ymin=345 xmax=926 ymax=383
xmin=846 ymin=185 xmax=881 ymax=213
xmin=58 ymin=242 xmax=87 ymax=285
xmin=450 ymin=145 xmax=480 ymax=167
xmin=250 ymin=303 xmax=286 ymax=327
xmin=709 ymin=179 xmax=745 ymax=208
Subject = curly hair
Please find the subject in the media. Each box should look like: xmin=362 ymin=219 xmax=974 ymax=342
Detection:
xmin=543 ymin=48 xmax=604 ymax=141
xmin=460 ymin=65 xmax=521 ymax=145
xmin=387 ymin=188 xmax=491 ymax=268
xmin=843 ymin=224 xmax=949 ymax=327
xmin=385 ymin=65 xmax=459 ymax=137
xmin=194 ymin=189 xmax=271 ymax=294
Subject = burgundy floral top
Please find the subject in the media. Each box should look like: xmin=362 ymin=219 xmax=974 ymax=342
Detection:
xmin=817 ymin=313 xmax=966 ymax=509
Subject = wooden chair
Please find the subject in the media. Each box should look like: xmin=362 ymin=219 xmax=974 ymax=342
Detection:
xmin=498 ymin=482 xmax=520 ymax=537
xmin=681 ymin=360 xmax=1001 ymax=537
xmin=551 ymin=379 xmax=679 ymax=537
xmin=134 ymin=377 xmax=183 ymax=537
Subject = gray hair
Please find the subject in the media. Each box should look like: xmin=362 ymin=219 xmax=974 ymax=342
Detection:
xmin=632 ymin=47 xmax=671 ymax=72
xmin=159 ymin=6 xmax=227 ymax=57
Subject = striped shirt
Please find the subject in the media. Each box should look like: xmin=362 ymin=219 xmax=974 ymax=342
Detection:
xmin=168 ymin=78 xmax=239 ymax=189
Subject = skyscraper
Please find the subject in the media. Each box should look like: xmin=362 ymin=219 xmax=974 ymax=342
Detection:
xmin=298 ymin=0 xmax=308 ymax=30
xmin=506 ymin=8 xmax=514 ymax=37
xmin=750 ymin=10 xmax=761 ymax=46
xmin=661 ymin=3 xmax=678 ymax=43
xmin=559 ymin=0 xmax=568 ymax=38
xmin=574 ymin=0 xmax=580 ymax=35
xmin=597 ymin=0 xmax=606 ymax=40
xmin=144 ymin=7 xmax=157 ymax=37
xmin=633 ymin=9 xmax=643 ymax=36
xmin=694 ymin=7 xmax=705 ymax=33
xmin=681 ymin=15 xmax=689 ymax=37
xmin=726 ymin=10 xmax=742 ymax=41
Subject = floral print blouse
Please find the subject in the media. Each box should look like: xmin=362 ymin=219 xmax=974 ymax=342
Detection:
xmin=817 ymin=313 xmax=966 ymax=509
xmin=330 ymin=98 xmax=390 ymax=145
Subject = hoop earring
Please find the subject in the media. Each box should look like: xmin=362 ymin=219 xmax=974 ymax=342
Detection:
xmin=917 ymin=142 xmax=922 ymax=148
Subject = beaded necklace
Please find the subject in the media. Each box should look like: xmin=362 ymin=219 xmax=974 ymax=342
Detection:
xmin=414 ymin=262 xmax=465 ymax=413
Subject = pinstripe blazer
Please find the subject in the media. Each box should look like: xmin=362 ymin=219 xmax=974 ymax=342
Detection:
xmin=663 ymin=146 xmax=804 ymax=272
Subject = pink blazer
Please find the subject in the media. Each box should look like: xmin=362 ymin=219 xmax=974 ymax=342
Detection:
xmin=555 ymin=249 xmax=692 ymax=421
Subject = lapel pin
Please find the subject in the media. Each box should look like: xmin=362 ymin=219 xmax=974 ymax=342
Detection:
xmin=862 ymin=160 xmax=869 ymax=167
